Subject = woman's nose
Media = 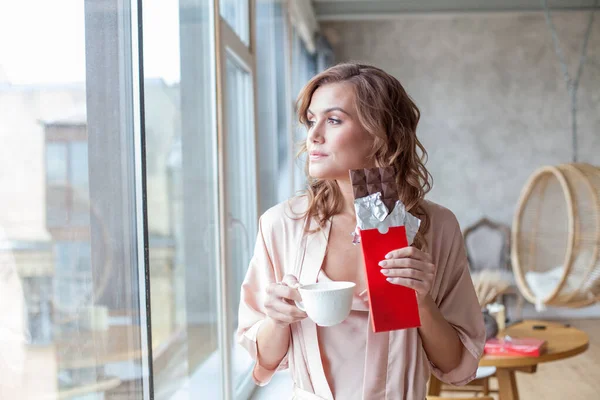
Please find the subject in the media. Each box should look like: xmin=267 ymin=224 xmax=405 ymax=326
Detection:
xmin=308 ymin=121 xmax=325 ymax=143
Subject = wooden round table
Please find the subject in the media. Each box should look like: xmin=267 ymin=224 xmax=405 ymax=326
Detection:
xmin=428 ymin=320 xmax=589 ymax=400
xmin=481 ymin=320 xmax=589 ymax=400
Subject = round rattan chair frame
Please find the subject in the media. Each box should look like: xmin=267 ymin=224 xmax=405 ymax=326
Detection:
xmin=511 ymin=163 xmax=600 ymax=308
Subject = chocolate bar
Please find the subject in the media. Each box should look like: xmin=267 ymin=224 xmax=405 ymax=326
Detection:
xmin=350 ymin=166 xmax=421 ymax=332
xmin=350 ymin=167 xmax=398 ymax=213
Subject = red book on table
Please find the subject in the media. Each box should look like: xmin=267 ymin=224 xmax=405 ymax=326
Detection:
xmin=359 ymin=226 xmax=421 ymax=333
xmin=484 ymin=337 xmax=547 ymax=357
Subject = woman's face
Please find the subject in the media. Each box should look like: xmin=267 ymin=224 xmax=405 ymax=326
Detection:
xmin=306 ymin=82 xmax=375 ymax=181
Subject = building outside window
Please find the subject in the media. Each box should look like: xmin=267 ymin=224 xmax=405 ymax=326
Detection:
xmin=0 ymin=0 xmax=328 ymax=398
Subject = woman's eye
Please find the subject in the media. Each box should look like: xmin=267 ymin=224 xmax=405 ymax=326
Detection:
xmin=328 ymin=118 xmax=341 ymax=124
xmin=307 ymin=120 xmax=316 ymax=127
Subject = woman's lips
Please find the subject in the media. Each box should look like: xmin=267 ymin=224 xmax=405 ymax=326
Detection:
xmin=309 ymin=151 xmax=328 ymax=160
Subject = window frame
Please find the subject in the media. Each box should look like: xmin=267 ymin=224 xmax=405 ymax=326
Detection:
xmin=79 ymin=0 xmax=319 ymax=398
xmin=214 ymin=1 xmax=260 ymax=398
xmin=83 ymin=0 xmax=153 ymax=396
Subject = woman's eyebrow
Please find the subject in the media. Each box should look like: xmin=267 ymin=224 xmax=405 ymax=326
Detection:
xmin=307 ymin=107 xmax=351 ymax=117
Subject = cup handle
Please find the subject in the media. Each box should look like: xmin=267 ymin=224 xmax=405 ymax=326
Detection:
xmin=295 ymin=300 xmax=305 ymax=312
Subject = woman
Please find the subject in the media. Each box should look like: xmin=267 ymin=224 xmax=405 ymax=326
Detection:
xmin=237 ymin=63 xmax=485 ymax=399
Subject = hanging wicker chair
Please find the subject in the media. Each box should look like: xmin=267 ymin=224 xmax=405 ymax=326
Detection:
xmin=511 ymin=163 xmax=600 ymax=309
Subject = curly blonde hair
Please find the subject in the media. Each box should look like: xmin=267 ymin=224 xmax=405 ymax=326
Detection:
xmin=295 ymin=62 xmax=432 ymax=250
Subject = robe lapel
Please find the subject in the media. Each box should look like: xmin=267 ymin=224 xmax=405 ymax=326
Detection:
xmin=362 ymin=314 xmax=391 ymax=399
xmin=299 ymin=216 xmax=333 ymax=400
xmin=299 ymin=217 xmax=330 ymax=284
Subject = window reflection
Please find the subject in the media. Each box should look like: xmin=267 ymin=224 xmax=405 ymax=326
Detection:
xmin=0 ymin=0 xmax=323 ymax=398
xmin=220 ymin=0 xmax=249 ymax=45
xmin=45 ymin=139 xmax=90 ymax=228
xmin=223 ymin=54 xmax=258 ymax=394
xmin=292 ymin=31 xmax=318 ymax=193
xmin=256 ymin=0 xmax=292 ymax=211
xmin=46 ymin=144 xmax=68 ymax=185
xmin=143 ymin=0 xmax=222 ymax=398
xmin=0 ymin=0 xmax=147 ymax=398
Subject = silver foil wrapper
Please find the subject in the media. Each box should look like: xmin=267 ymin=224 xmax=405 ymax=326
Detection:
xmin=352 ymin=192 xmax=421 ymax=245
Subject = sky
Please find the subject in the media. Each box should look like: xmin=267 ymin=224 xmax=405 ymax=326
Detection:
xmin=0 ymin=0 xmax=181 ymax=85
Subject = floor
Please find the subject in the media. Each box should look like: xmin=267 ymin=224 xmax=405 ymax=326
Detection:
xmin=252 ymin=319 xmax=600 ymax=400
xmin=12 ymin=318 xmax=599 ymax=399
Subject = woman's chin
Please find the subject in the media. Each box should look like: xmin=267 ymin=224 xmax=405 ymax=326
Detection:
xmin=308 ymin=166 xmax=333 ymax=180
xmin=308 ymin=167 xmax=347 ymax=181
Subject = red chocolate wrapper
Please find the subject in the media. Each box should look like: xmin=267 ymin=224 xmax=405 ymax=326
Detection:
xmin=350 ymin=167 xmax=421 ymax=333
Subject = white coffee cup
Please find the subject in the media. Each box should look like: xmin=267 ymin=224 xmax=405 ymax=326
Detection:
xmin=295 ymin=281 xmax=356 ymax=327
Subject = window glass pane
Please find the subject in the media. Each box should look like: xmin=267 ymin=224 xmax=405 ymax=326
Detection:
xmin=220 ymin=0 xmax=249 ymax=45
xmin=273 ymin=4 xmax=291 ymax=203
xmin=256 ymin=0 xmax=291 ymax=211
xmin=0 ymin=1 xmax=149 ymax=398
xmin=143 ymin=0 xmax=221 ymax=398
xmin=46 ymin=143 xmax=68 ymax=185
xmin=46 ymin=186 xmax=69 ymax=227
xmin=70 ymin=142 xmax=89 ymax=191
xmin=225 ymin=56 xmax=256 ymax=390
xmin=53 ymin=241 xmax=92 ymax=317
xmin=70 ymin=142 xmax=90 ymax=225
xmin=292 ymin=31 xmax=307 ymax=193
xmin=292 ymin=31 xmax=318 ymax=193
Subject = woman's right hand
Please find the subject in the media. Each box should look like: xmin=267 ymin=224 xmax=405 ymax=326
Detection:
xmin=264 ymin=274 xmax=307 ymax=327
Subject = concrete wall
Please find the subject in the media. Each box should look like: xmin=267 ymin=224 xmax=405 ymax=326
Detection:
xmin=323 ymin=11 xmax=599 ymax=229
xmin=322 ymin=11 xmax=600 ymax=316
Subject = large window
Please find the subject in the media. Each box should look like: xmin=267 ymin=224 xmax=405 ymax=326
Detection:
xmin=0 ymin=0 xmax=327 ymax=398
xmin=0 ymin=0 xmax=151 ymax=397
xmin=0 ymin=0 xmax=150 ymax=399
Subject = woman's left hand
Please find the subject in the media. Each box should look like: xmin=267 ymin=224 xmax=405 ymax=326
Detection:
xmin=378 ymin=246 xmax=436 ymax=303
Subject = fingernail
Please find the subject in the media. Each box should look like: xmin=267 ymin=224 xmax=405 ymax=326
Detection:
xmin=380 ymin=269 xmax=389 ymax=275
xmin=385 ymin=253 xmax=392 ymax=259
xmin=379 ymin=261 xmax=387 ymax=267
xmin=386 ymin=278 xmax=394 ymax=282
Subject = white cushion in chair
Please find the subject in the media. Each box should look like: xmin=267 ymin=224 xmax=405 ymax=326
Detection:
xmin=475 ymin=366 xmax=496 ymax=379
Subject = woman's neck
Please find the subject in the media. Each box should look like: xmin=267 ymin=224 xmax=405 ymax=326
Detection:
xmin=336 ymin=179 xmax=357 ymax=218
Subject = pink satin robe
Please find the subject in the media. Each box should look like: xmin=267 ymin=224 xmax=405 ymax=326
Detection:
xmin=237 ymin=196 xmax=485 ymax=399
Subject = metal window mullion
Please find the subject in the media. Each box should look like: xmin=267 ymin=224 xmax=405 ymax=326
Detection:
xmin=249 ymin=0 xmax=259 ymax=220
xmin=283 ymin=1 xmax=295 ymax=194
xmin=84 ymin=0 xmax=150 ymax=397
xmin=129 ymin=0 xmax=153 ymax=397
xmin=214 ymin=0 xmax=233 ymax=399
xmin=264 ymin=2 xmax=280 ymax=206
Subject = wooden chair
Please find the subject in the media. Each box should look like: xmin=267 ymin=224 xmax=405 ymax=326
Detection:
xmin=428 ymin=367 xmax=497 ymax=397
xmin=463 ymin=217 xmax=524 ymax=320
xmin=463 ymin=217 xmax=511 ymax=274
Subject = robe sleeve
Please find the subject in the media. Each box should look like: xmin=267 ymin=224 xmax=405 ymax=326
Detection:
xmin=429 ymin=212 xmax=486 ymax=386
xmin=236 ymin=216 xmax=289 ymax=386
